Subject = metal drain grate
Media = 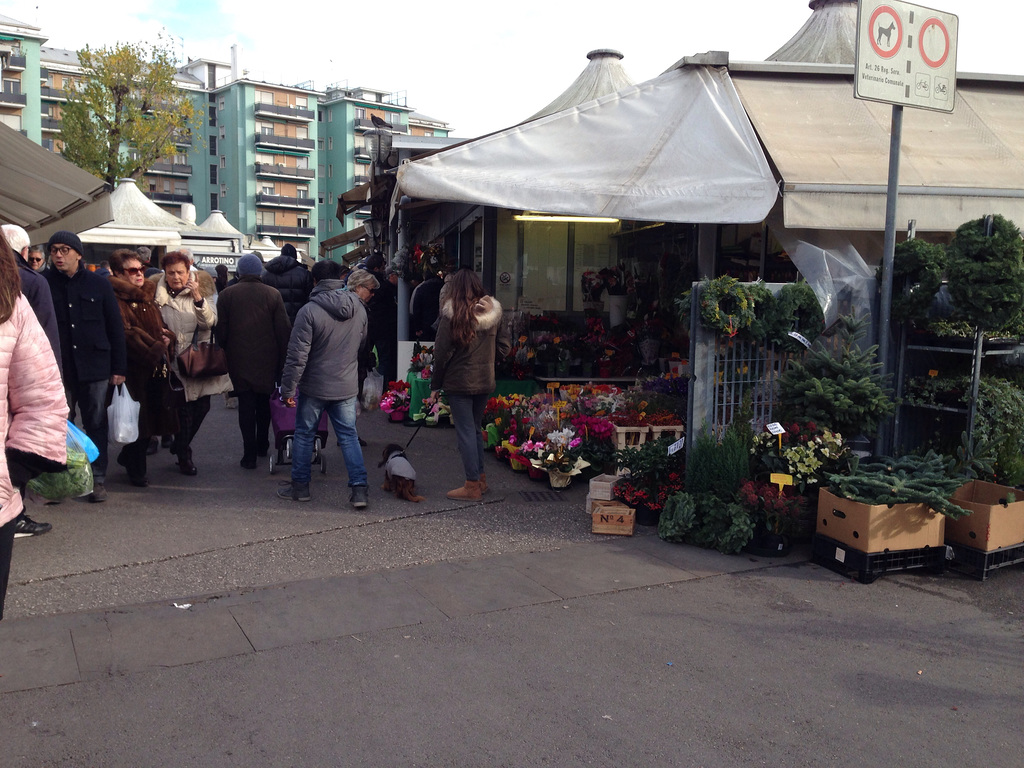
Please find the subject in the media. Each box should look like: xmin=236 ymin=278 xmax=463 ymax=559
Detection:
xmin=519 ymin=490 xmax=565 ymax=503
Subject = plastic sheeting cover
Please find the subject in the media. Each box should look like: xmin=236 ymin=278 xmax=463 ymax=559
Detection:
xmin=397 ymin=66 xmax=778 ymax=225
xmin=768 ymin=210 xmax=878 ymax=329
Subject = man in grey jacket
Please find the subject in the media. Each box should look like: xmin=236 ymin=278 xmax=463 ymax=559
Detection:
xmin=277 ymin=261 xmax=378 ymax=505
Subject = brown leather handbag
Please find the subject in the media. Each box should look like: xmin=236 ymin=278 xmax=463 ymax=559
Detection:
xmin=177 ymin=326 xmax=228 ymax=378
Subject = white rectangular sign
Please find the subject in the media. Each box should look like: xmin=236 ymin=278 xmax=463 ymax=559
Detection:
xmin=855 ymin=1 xmax=958 ymax=112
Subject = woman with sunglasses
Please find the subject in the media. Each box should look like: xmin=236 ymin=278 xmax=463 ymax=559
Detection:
xmin=108 ymin=249 xmax=178 ymax=486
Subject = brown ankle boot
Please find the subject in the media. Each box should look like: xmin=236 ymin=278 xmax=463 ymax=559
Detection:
xmin=479 ymin=473 xmax=489 ymax=494
xmin=447 ymin=480 xmax=482 ymax=500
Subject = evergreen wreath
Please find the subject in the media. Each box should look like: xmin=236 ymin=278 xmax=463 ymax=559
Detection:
xmin=947 ymin=214 xmax=1024 ymax=331
xmin=698 ymin=276 xmax=755 ymax=337
xmin=745 ymin=281 xmax=774 ymax=341
xmin=760 ymin=280 xmax=824 ymax=351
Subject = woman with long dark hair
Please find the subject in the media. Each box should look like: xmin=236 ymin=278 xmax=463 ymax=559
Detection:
xmin=0 ymin=231 xmax=67 ymax=618
xmin=108 ymin=249 xmax=178 ymax=486
xmin=428 ymin=269 xmax=510 ymax=500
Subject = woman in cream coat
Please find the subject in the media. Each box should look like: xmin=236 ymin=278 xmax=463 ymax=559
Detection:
xmin=152 ymin=251 xmax=231 ymax=475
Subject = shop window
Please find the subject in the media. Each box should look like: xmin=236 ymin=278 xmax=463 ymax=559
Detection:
xmin=520 ymin=222 xmax=569 ymax=313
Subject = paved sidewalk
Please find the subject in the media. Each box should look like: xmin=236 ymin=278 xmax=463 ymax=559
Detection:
xmin=0 ymin=532 xmax=807 ymax=693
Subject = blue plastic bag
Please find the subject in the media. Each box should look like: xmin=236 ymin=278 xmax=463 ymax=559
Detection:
xmin=67 ymin=420 xmax=99 ymax=463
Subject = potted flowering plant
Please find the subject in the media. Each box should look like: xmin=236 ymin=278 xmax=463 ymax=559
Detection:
xmin=380 ymin=380 xmax=411 ymax=421
xmin=412 ymin=394 xmax=450 ymax=426
xmin=529 ymin=427 xmax=589 ymax=488
xmin=737 ymin=479 xmax=805 ymax=556
xmin=751 ymin=420 xmax=848 ymax=496
xmin=614 ymin=436 xmax=686 ymax=525
xmin=408 ymin=342 xmax=434 ymax=380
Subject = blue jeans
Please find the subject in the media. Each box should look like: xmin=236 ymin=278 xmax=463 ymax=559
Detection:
xmin=449 ymin=393 xmax=488 ymax=482
xmin=292 ymin=393 xmax=367 ymax=487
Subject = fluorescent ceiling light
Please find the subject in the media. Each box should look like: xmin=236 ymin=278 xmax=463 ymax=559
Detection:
xmin=513 ymin=213 xmax=619 ymax=223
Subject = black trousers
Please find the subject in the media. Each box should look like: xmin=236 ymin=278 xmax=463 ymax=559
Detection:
xmin=175 ymin=395 xmax=211 ymax=459
xmin=237 ymin=390 xmax=271 ymax=461
xmin=0 ymin=515 xmax=17 ymax=620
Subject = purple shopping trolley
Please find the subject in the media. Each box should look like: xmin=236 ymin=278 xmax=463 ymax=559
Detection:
xmin=268 ymin=388 xmax=329 ymax=475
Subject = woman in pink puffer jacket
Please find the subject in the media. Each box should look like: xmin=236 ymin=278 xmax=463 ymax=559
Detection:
xmin=0 ymin=232 xmax=67 ymax=619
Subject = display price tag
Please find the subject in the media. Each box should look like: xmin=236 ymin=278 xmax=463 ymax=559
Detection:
xmin=770 ymin=473 xmax=795 ymax=493
xmin=667 ymin=436 xmax=686 ymax=456
xmin=766 ymin=422 xmax=786 ymax=435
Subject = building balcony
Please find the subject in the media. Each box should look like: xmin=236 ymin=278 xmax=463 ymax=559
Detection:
xmin=149 ymin=192 xmax=193 ymax=204
xmin=354 ymin=117 xmax=408 ymax=134
xmin=174 ymin=132 xmax=192 ymax=146
xmin=353 ymin=206 xmax=372 ymax=218
xmin=256 ymin=224 xmax=315 ymax=239
xmin=353 ymin=147 xmax=371 ymax=162
xmin=41 ymin=117 xmax=61 ymax=132
xmin=5 ymin=55 xmax=26 ymax=71
xmin=256 ymin=193 xmax=316 ymax=210
xmin=255 ymin=162 xmax=315 ymax=180
xmin=148 ymin=161 xmax=193 ymax=177
xmin=255 ymin=132 xmax=314 ymax=152
xmin=0 ymin=90 xmax=26 ymax=106
xmin=40 ymin=86 xmax=68 ymax=101
xmin=353 ymin=174 xmax=370 ymax=186
xmin=254 ymin=102 xmax=315 ymax=121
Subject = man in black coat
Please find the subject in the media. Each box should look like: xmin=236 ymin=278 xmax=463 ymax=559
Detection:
xmin=44 ymin=230 xmax=127 ymax=503
xmin=262 ymin=243 xmax=313 ymax=324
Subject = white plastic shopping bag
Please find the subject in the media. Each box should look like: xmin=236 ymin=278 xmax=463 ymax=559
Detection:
xmin=107 ymin=383 xmax=140 ymax=445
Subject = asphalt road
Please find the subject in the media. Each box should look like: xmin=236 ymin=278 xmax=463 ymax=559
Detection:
xmin=0 ymin=401 xmax=1020 ymax=767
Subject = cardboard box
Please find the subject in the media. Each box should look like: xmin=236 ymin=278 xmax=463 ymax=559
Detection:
xmin=816 ymin=489 xmax=944 ymax=553
xmin=591 ymin=501 xmax=635 ymax=536
xmin=946 ymin=480 xmax=1024 ymax=552
xmin=589 ymin=474 xmax=620 ymax=501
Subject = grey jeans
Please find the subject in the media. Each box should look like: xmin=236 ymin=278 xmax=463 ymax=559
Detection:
xmin=448 ymin=393 xmax=488 ymax=482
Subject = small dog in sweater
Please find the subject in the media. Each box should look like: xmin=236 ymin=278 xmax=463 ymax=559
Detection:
xmin=378 ymin=443 xmax=425 ymax=503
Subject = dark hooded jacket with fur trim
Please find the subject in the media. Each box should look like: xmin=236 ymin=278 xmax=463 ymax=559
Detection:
xmin=430 ymin=295 xmax=511 ymax=395
xmin=262 ymin=249 xmax=313 ymax=324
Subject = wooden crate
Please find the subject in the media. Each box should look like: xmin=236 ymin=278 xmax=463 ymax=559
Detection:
xmin=648 ymin=425 xmax=685 ymax=442
xmin=613 ymin=426 xmax=649 ymax=451
xmin=589 ymin=474 xmax=620 ymax=501
xmin=591 ymin=501 xmax=636 ymax=536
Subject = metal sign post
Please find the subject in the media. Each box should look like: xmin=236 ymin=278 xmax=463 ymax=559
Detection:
xmin=854 ymin=1 xmax=958 ymax=454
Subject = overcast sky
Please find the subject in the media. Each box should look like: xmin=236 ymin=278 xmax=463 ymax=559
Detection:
xmin=7 ymin=0 xmax=1023 ymax=137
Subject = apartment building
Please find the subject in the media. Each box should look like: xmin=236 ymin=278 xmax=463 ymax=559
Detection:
xmin=0 ymin=14 xmax=451 ymax=263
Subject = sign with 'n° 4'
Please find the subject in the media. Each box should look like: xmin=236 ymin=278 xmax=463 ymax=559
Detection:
xmin=855 ymin=0 xmax=958 ymax=113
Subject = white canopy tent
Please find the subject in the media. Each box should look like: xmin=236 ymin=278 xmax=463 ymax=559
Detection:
xmin=397 ymin=61 xmax=779 ymax=225
xmin=78 ymin=178 xmax=193 ymax=248
xmin=0 ymin=123 xmax=112 ymax=242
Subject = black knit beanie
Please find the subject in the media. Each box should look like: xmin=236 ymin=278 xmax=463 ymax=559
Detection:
xmin=46 ymin=230 xmax=84 ymax=256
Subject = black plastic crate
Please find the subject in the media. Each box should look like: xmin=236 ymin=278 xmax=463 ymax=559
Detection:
xmin=812 ymin=534 xmax=947 ymax=584
xmin=947 ymin=541 xmax=1024 ymax=581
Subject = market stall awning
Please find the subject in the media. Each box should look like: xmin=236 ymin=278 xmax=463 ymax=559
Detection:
xmin=78 ymin=178 xmax=189 ymax=248
xmin=0 ymin=123 xmax=112 ymax=242
xmin=396 ymin=64 xmax=778 ymax=224
xmin=732 ymin=68 xmax=1024 ymax=231
xmin=320 ymin=224 xmax=367 ymax=252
